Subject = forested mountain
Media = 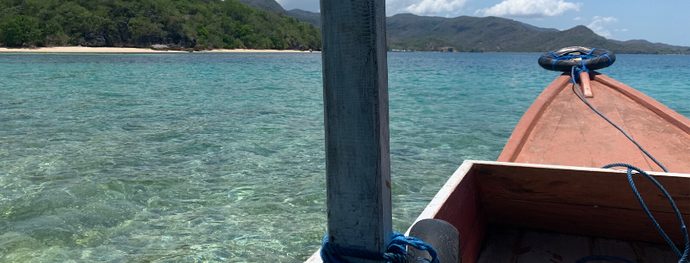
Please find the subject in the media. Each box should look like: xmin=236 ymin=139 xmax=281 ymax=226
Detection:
xmin=235 ymin=0 xmax=284 ymax=13
xmin=386 ymin=14 xmax=690 ymax=54
xmin=238 ymin=0 xmax=321 ymax=28
xmin=0 ymin=0 xmax=321 ymax=50
xmin=284 ymin=9 xmax=320 ymax=29
xmin=2 ymin=0 xmax=687 ymax=54
xmin=238 ymin=0 xmax=689 ymax=55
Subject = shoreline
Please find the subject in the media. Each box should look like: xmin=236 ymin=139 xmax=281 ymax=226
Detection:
xmin=0 ymin=46 xmax=318 ymax=53
xmin=2 ymin=47 xmax=682 ymax=55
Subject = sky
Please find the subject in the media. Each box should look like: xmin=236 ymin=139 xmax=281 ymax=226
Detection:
xmin=275 ymin=0 xmax=690 ymax=47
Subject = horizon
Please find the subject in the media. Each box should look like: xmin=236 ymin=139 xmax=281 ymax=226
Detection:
xmin=276 ymin=0 xmax=690 ymax=47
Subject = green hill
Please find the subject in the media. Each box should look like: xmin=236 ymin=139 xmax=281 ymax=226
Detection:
xmin=0 ymin=0 xmax=321 ymax=50
xmin=284 ymin=9 xmax=321 ymax=29
xmin=239 ymin=0 xmax=689 ymax=55
xmin=386 ymin=14 xmax=689 ymax=54
xmin=235 ymin=0 xmax=285 ymax=13
xmin=3 ymin=0 xmax=686 ymax=54
xmin=237 ymin=0 xmax=321 ymax=29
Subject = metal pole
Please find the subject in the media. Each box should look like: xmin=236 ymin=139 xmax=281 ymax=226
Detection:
xmin=320 ymin=0 xmax=391 ymax=262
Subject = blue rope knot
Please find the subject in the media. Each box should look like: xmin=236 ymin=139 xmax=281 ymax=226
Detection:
xmin=321 ymin=232 xmax=440 ymax=263
xmin=571 ymin=63 xmax=587 ymax=83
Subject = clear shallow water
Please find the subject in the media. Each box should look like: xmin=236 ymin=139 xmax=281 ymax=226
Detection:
xmin=0 ymin=52 xmax=688 ymax=262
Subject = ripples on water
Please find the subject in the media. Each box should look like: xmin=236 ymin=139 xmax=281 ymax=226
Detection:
xmin=0 ymin=53 xmax=688 ymax=262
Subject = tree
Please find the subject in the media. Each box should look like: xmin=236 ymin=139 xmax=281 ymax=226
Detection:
xmin=0 ymin=15 xmax=42 ymax=47
xmin=0 ymin=0 xmax=323 ymax=50
xmin=196 ymin=23 xmax=209 ymax=41
xmin=129 ymin=17 xmax=163 ymax=45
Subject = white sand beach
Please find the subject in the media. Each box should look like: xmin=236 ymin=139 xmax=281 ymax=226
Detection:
xmin=0 ymin=46 xmax=317 ymax=53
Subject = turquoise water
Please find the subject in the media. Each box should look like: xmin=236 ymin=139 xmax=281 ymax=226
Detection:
xmin=0 ymin=52 xmax=688 ymax=262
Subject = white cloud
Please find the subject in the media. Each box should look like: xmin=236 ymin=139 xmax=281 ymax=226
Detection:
xmin=386 ymin=0 xmax=419 ymax=15
xmin=587 ymin=16 xmax=618 ymax=38
xmin=573 ymin=16 xmax=583 ymax=21
xmin=477 ymin=0 xmax=581 ymax=18
xmin=402 ymin=0 xmax=469 ymax=15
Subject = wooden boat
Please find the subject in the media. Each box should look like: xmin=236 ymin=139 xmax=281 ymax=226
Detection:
xmin=307 ymin=72 xmax=690 ymax=263
xmin=310 ymin=1 xmax=689 ymax=262
xmin=405 ymin=72 xmax=690 ymax=263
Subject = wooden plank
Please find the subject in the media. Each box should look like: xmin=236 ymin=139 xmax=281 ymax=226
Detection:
xmin=477 ymin=227 xmax=519 ymax=263
xmin=436 ymin=170 xmax=479 ymax=255
xmin=594 ymin=73 xmax=690 ymax=135
xmin=321 ymin=0 xmax=391 ymax=262
xmin=579 ymin=71 xmax=593 ymax=98
xmin=484 ymin=198 xmax=689 ymax=245
xmin=474 ymin=162 xmax=690 ymax=215
xmin=462 ymin=210 xmax=486 ymax=263
xmin=632 ymin=242 xmax=680 ymax=262
xmin=594 ymin=79 xmax=690 ymax=173
xmin=513 ymin=80 xmax=660 ymax=170
xmin=476 ymin=227 xmax=679 ymax=263
xmin=590 ymin=238 xmax=639 ymax=262
xmin=515 ymin=230 xmax=590 ymax=263
xmin=587 ymin=80 xmax=663 ymax=172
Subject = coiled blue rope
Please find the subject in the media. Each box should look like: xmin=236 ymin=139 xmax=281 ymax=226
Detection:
xmin=321 ymin=232 xmax=440 ymax=263
xmin=569 ymin=66 xmax=689 ymax=263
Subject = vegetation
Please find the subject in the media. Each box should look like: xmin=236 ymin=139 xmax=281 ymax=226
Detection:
xmin=237 ymin=0 xmax=321 ymax=28
xmin=231 ymin=2 xmax=690 ymax=55
xmin=0 ymin=0 xmax=321 ymax=50
xmin=1 ymin=0 xmax=686 ymax=54
xmin=237 ymin=0 xmax=284 ymax=13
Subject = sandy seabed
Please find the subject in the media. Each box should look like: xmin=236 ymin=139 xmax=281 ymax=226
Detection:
xmin=0 ymin=46 xmax=317 ymax=53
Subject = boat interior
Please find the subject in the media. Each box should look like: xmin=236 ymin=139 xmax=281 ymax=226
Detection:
xmin=478 ymin=226 xmax=678 ymax=263
xmin=413 ymin=161 xmax=690 ymax=263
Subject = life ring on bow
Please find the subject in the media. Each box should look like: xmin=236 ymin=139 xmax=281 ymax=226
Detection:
xmin=538 ymin=46 xmax=616 ymax=72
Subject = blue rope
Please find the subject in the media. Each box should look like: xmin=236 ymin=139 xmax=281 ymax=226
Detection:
xmin=569 ymin=65 xmax=689 ymax=262
xmin=569 ymin=66 xmax=668 ymax=172
xmin=602 ymin=163 xmax=690 ymax=263
xmin=321 ymin=232 xmax=440 ymax=263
